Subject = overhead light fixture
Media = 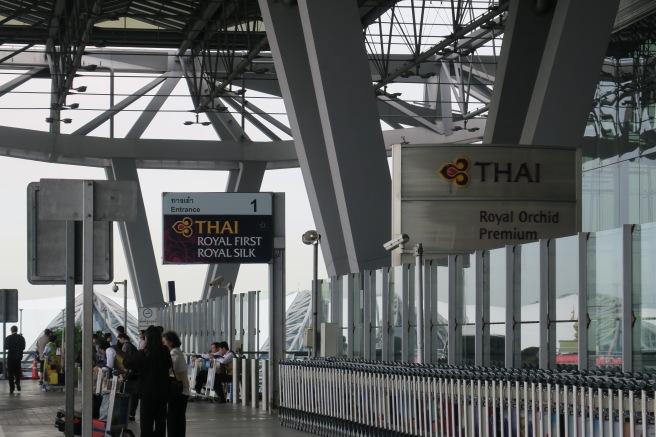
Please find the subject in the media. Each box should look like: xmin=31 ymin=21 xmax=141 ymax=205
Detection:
xmin=45 ymin=117 xmax=72 ymax=124
xmin=51 ymin=102 xmax=79 ymax=110
xmin=84 ymin=64 xmax=98 ymax=72
xmin=184 ymin=113 xmax=212 ymax=126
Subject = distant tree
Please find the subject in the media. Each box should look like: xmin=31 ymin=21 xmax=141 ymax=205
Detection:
xmin=51 ymin=325 xmax=83 ymax=358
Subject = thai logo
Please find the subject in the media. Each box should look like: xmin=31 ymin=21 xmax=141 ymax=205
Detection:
xmin=172 ymin=217 xmax=194 ymax=237
xmin=438 ymin=157 xmax=470 ymax=187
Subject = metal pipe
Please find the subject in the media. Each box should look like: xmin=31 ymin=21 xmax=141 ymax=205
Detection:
xmin=415 ymin=243 xmax=424 ymax=364
xmin=312 ymin=241 xmax=319 ymax=357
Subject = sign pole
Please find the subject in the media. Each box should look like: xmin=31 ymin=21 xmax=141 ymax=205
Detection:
xmin=64 ymin=222 xmax=75 ymax=437
xmin=2 ymin=322 xmax=5 ymax=380
xmin=81 ymin=181 xmax=94 ymax=437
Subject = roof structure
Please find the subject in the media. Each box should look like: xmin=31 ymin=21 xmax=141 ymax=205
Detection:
xmin=27 ymin=291 xmax=139 ymax=351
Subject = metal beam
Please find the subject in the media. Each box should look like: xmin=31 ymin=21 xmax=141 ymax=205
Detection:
xmin=221 ymin=96 xmax=282 ymax=141
xmin=72 ymin=74 xmax=170 ymax=136
xmin=0 ymin=67 xmax=45 ymax=97
xmin=125 ymin=75 xmax=181 ymax=139
xmin=180 ymin=57 xmax=249 ymax=142
xmin=196 ymin=36 xmax=269 ymax=113
xmin=105 ymin=158 xmax=165 ymax=308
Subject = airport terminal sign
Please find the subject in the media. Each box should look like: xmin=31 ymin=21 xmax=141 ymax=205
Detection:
xmin=393 ymin=143 xmax=581 ymax=256
xmin=162 ymin=192 xmax=273 ymax=264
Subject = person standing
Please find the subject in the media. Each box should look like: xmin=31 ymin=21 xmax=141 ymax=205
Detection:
xmin=5 ymin=326 xmax=25 ymax=394
xmin=163 ymin=331 xmax=189 ymax=437
xmin=35 ymin=328 xmax=51 ymax=384
xmin=137 ymin=330 xmax=146 ymax=350
xmin=124 ymin=326 xmax=171 ymax=437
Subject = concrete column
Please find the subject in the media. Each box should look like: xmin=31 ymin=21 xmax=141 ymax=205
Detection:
xmin=260 ymin=0 xmax=391 ymax=276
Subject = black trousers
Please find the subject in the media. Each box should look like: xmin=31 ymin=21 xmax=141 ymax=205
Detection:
xmin=193 ymin=369 xmax=208 ymax=392
xmin=139 ymin=396 xmax=167 ymax=437
xmin=167 ymin=394 xmax=189 ymax=437
xmin=7 ymin=359 xmax=21 ymax=389
xmin=214 ymin=374 xmax=232 ymax=401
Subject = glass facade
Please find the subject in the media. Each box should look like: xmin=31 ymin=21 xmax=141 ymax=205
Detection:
xmin=583 ymin=26 xmax=656 ymax=231
xmin=295 ymin=221 xmax=653 ymax=372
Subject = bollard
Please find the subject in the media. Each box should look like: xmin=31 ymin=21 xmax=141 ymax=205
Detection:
xmin=251 ymin=358 xmax=259 ymax=409
xmin=232 ymin=357 xmax=240 ymax=404
xmin=261 ymin=359 xmax=269 ymax=411
xmin=241 ymin=357 xmax=250 ymax=406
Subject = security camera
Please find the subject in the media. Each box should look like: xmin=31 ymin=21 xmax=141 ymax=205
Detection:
xmin=208 ymin=276 xmax=224 ymax=287
xmin=383 ymin=234 xmax=409 ymax=251
xmin=111 ymin=284 xmax=119 ymax=293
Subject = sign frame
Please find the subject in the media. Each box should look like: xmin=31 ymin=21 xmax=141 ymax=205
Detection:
xmin=162 ymin=192 xmax=274 ymax=265
xmin=392 ymin=143 xmax=581 ymax=263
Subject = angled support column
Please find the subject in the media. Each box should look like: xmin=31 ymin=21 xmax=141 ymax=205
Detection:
xmin=72 ymin=74 xmax=170 ymax=136
xmin=260 ymin=0 xmax=390 ymax=275
xmin=483 ymin=0 xmax=555 ymax=143
xmin=201 ymin=161 xmax=267 ymax=300
xmin=105 ymin=159 xmax=165 ymax=307
xmin=485 ymin=0 xmax=620 ymax=146
xmin=520 ymin=0 xmax=621 ymax=145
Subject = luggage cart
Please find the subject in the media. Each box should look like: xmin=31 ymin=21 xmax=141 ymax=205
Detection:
xmin=42 ymin=355 xmax=65 ymax=392
xmin=103 ymin=374 xmax=135 ymax=437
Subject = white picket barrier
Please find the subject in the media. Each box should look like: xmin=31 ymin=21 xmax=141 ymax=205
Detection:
xmin=279 ymin=359 xmax=656 ymax=437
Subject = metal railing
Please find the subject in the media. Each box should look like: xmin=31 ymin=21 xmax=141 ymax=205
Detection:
xmin=279 ymin=358 xmax=656 ymax=436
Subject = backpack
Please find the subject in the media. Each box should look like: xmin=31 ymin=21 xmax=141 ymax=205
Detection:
xmin=111 ymin=345 xmax=127 ymax=372
xmin=123 ymin=341 xmax=137 ymax=356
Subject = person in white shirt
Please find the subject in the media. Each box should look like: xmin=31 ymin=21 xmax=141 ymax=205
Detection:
xmin=96 ymin=341 xmax=115 ymax=372
xmin=163 ymin=331 xmax=189 ymax=437
xmin=212 ymin=341 xmax=234 ymax=403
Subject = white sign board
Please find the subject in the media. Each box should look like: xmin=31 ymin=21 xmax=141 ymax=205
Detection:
xmin=138 ymin=307 xmax=157 ymax=330
xmin=392 ymin=143 xmax=581 ymax=262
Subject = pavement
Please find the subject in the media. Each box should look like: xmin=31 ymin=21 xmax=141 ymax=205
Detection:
xmin=0 ymin=379 xmax=311 ymax=436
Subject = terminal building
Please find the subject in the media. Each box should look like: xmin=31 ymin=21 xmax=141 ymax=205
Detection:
xmin=1 ymin=0 xmax=656 ymax=435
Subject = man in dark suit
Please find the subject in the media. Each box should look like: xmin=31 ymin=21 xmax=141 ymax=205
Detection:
xmin=5 ymin=325 xmax=25 ymax=394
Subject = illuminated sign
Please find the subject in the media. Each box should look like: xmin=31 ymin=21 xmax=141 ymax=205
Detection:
xmin=162 ymin=192 xmax=273 ymax=264
xmin=392 ymin=143 xmax=581 ymax=259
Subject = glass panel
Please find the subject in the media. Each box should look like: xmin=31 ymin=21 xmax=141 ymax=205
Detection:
xmin=555 ymin=322 xmax=580 ymax=368
xmin=455 ymin=254 xmax=476 ymax=364
xmin=432 ymin=258 xmax=449 ymax=364
xmin=320 ymin=278 xmax=331 ymax=325
xmin=389 ymin=266 xmax=403 ymax=362
xmin=484 ymin=248 xmax=507 ymax=367
xmin=587 ymin=229 xmax=623 ymax=369
xmin=514 ymin=242 xmax=540 ymax=367
xmin=633 ymin=223 xmax=656 ymax=371
xmin=352 ymin=273 xmax=364 ymax=359
xmin=550 ymin=235 xmax=580 ymax=369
